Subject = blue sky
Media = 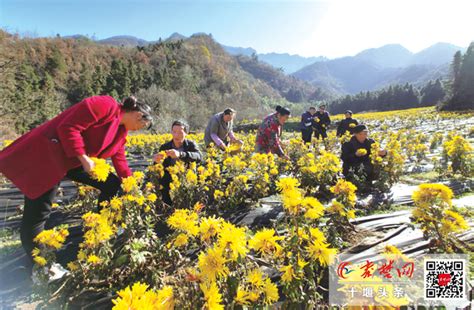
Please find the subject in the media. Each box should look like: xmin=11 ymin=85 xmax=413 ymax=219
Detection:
xmin=1 ymin=0 xmax=473 ymax=58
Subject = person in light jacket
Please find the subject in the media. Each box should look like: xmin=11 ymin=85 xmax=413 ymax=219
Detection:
xmin=204 ymin=108 xmax=241 ymax=150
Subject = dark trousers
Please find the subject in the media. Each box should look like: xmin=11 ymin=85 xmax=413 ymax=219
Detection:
xmin=20 ymin=166 xmax=121 ymax=265
xmin=315 ymin=126 xmax=328 ymax=140
xmin=159 ymin=172 xmax=173 ymax=206
xmin=301 ymin=128 xmax=313 ymax=144
xmin=343 ymin=162 xmax=375 ymax=182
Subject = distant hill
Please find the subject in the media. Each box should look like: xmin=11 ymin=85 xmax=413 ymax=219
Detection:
xmin=61 ymin=33 xmax=333 ymax=102
xmin=0 ymin=30 xmax=324 ymax=136
xmin=220 ymin=45 xmax=257 ymax=57
xmin=70 ymin=35 xmax=325 ymax=74
xmin=166 ymin=32 xmax=187 ymax=42
xmin=354 ymin=44 xmax=413 ymax=68
xmin=220 ymin=45 xmax=327 ymax=73
xmin=98 ymin=35 xmax=152 ymax=47
xmin=234 ymin=54 xmax=332 ymax=103
xmin=39 ymin=33 xmax=471 ymax=96
xmin=293 ymin=43 xmax=466 ymax=94
xmin=409 ymin=42 xmax=465 ymax=66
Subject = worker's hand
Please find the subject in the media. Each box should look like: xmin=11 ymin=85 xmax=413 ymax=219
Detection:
xmin=154 ymin=152 xmax=165 ymax=163
xmin=378 ymin=149 xmax=388 ymax=157
xmin=166 ymin=149 xmax=181 ymax=159
xmin=78 ymin=154 xmax=95 ymax=173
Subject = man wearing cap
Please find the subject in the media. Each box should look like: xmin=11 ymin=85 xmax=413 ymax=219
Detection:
xmin=204 ymin=108 xmax=241 ymax=151
xmin=314 ymin=105 xmax=331 ymax=140
xmin=337 ymin=110 xmax=359 ymax=137
xmin=341 ymin=124 xmax=387 ymax=182
xmin=300 ymin=107 xmax=317 ymax=144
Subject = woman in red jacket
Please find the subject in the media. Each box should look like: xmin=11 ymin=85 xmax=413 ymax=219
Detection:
xmin=255 ymin=105 xmax=291 ymax=160
xmin=0 ymin=95 xmax=152 ymax=265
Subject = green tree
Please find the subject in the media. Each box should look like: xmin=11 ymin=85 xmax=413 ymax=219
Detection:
xmin=442 ymin=42 xmax=474 ymax=110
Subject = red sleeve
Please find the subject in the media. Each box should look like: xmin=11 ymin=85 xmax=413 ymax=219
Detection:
xmin=57 ymin=96 xmax=117 ymax=158
xmin=111 ymin=141 xmax=132 ymax=179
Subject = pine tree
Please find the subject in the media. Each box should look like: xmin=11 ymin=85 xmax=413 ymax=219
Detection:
xmin=442 ymin=42 xmax=474 ymax=110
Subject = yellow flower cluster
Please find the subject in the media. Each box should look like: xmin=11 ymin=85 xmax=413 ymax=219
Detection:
xmin=32 ymin=225 xmax=69 ymax=267
xmin=412 ymin=183 xmax=468 ymax=252
xmin=356 ymin=148 xmax=368 ymax=156
xmin=443 ymin=135 xmax=473 ymax=176
xmin=412 ymin=183 xmax=453 ymax=209
xmin=166 ymin=209 xmax=199 ymax=236
xmin=89 ymin=157 xmax=113 ymax=182
xmin=112 ymin=282 xmax=174 ymax=310
xmin=222 ymin=154 xmax=247 ymax=173
xmin=305 ymin=227 xmax=338 ymax=266
xmin=34 ymin=226 xmax=69 ymax=250
xmin=234 ymin=269 xmax=279 ymax=306
xmin=249 ymin=228 xmax=283 ymax=256
xmin=330 ymin=179 xmax=357 ymax=207
xmin=297 ymin=151 xmax=341 ymax=189
xmin=82 ymin=211 xmax=114 ymax=248
xmin=277 ymin=177 xmax=325 ymax=219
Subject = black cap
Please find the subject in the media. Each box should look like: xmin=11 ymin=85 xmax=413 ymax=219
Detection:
xmin=345 ymin=110 xmax=353 ymax=115
xmin=276 ymin=105 xmax=291 ymax=116
xmin=353 ymin=124 xmax=368 ymax=133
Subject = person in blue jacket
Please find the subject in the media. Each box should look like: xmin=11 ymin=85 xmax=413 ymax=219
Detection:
xmin=300 ymin=106 xmax=317 ymax=144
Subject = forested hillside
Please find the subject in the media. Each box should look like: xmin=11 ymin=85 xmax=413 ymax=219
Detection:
xmin=0 ymin=31 xmax=318 ymax=137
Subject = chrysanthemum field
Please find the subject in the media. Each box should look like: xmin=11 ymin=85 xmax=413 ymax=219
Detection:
xmin=1 ymin=107 xmax=473 ymax=309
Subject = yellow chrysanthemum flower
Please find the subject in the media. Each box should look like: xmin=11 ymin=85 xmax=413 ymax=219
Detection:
xmin=200 ymin=281 xmax=224 ymax=310
xmin=248 ymin=228 xmax=283 ymax=255
xmin=198 ymin=247 xmax=229 ymax=281
xmin=89 ymin=157 xmax=113 ymax=182
xmin=262 ymin=278 xmax=279 ymax=305
xmin=33 ymin=255 xmax=47 ymax=266
xmin=122 ymin=176 xmax=138 ymax=193
xmin=412 ymin=183 xmax=453 ymax=208
xmin=356 ymin=148 xmax=368 ymax=156
xmin=87 ymin=254 xmax=102 ymax=265
xmin=216 ymin=222 xmax=248 ymax=261
xmin=276 ymin=177 xmax=300 ymax=193
xmin=34 ymin=226 xmax=69 ymax=249
xmin=306 ymin=241 xmax=337 ymax=266
xmin=166 ymin=209 xmax=199 ymax=236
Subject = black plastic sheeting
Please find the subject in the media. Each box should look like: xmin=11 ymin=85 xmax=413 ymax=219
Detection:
xmin=0 ymin=158 xmax=473 ymax=309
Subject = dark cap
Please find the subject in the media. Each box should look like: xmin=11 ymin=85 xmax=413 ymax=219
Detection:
xmin=223 ymin=108 xmax=236 ymax=115
xmin=353 ymin=124 xmax=368 ymax=133
xmin=276 ymin=105 xmax=291 ymax=116
xmin=345 ymin=110 xmax=353 ymax=115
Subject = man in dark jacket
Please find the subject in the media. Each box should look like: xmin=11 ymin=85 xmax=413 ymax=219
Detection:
xmin=341 ymin=124 xmax=387 ymax=182
xmin=337 ymin=110 xmax=359 ymax=137
xmin=314 ymin=105 xmax=331 ymax=140
xmin=154 ymin=120 xmax=202 ymax=205
xmin=300 ymin=107 xmax=317 ymax=144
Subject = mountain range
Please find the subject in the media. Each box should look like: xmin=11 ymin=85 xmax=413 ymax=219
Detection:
xmin=62 ymin=32 xmax=468 ymax=95
xmin=292 ymin=42 xmax=466 ymax=94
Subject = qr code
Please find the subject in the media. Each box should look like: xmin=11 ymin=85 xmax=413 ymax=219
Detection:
xmin=424 ymin=259 xmax=465 ymax=299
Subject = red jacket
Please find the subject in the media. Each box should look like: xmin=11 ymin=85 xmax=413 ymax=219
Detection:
xmin=0 ymin=96 xmax=132 ymax=199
